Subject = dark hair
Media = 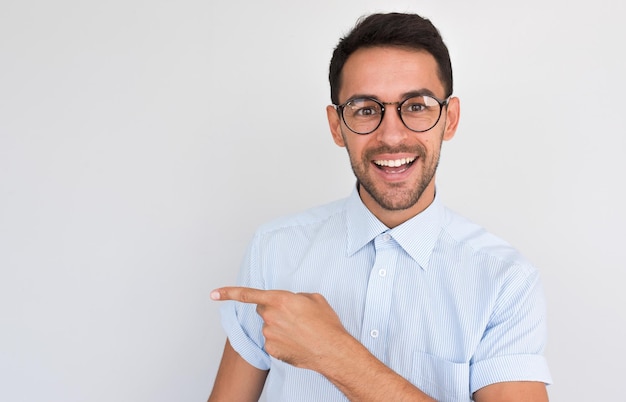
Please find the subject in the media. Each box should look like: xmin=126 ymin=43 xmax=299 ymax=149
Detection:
xmin=329 ymin=13 xmax=453 ymax=104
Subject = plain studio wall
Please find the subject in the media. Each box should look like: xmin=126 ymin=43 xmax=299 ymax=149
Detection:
xmin=1 ymin=0 xmax=624 ymax=401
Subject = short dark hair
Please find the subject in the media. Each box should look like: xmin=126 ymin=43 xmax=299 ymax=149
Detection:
xmin=329 ymin=12 xmax=453 ymax=104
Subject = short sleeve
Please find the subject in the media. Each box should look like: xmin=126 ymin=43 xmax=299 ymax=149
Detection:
xmin=470 ymin=265 xmax=552 ymax=393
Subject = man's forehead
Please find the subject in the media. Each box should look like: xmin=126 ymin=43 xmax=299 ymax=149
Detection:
xmin=339 ymin=46 xmax=446 ymax=100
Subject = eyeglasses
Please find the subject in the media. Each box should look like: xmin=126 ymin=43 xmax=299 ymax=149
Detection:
xmin=334 ymin=94 xmax=449 ymax=135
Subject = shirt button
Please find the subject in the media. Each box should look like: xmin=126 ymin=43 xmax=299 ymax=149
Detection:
xmin=382 ymin=234 xmax=391 ymax=241
xmin=378 ymin=269 xmax=387 ymax=277
xmin=370 ymin=329 xmax=379 ymax=338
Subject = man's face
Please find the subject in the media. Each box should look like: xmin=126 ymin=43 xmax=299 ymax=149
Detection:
xmin=326 ymin=46 xmax=459 ymax=223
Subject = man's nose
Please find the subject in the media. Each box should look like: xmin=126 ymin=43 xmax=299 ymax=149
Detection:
xmin=374 ymin=107 xmax=409 ymax=145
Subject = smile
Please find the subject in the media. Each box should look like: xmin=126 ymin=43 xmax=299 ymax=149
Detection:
xmin=372 ymin=156 xmax=416 ymax=174
xmin=373 ymin=157 xmax=416 ymax=168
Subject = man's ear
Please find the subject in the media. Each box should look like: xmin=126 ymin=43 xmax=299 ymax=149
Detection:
xmin=442 ymin=96 xmax=460 ymax=141
xmin=326 ymin=105 xmax=346 ymax=147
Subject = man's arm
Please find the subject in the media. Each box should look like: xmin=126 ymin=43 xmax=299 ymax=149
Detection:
xmin=317 ymin=329 xmax=436 ymax=401
xmin=207 ymin=339 xmax=268 ymax=402
xmin=211 ymin=287 xmax=435 ymax=402
xmin=211 ymin=287 xmax=548 ymax=402
xmin=474 ymin=381 xmax=549 ymax=401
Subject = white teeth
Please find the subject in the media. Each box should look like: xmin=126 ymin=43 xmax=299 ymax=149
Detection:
xmin=374 ymin=157 xmax=416 ymax=167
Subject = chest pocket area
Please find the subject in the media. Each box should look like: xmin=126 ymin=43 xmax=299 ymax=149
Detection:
xmin=411 ymin=352 xmax=470 ymax=402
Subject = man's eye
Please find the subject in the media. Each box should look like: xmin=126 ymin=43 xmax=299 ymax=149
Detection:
xmin=405 ymin=103 xmax=426 ymax=112
xmin=355 ymin=107 xmax=378 ymax=116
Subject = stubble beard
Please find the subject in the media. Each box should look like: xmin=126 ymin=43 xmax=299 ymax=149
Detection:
xmin=344 ymin=136 xmax=443 ymax=212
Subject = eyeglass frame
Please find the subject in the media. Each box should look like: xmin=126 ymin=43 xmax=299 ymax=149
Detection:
xmin=333 ymin=94 xmax=450 ymax=135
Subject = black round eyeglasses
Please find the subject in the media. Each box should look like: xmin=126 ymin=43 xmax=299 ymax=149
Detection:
xmin=334 ymin=94 xmax=449 ymax=135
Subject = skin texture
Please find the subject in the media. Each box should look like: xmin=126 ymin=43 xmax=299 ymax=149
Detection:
xmin=208 ymin=47 xmax=549 ymax=402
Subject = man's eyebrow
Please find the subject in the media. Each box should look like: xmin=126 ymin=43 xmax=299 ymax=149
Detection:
xmin=400 ymin=89 xmax=439 ymax=99
xmin=342 ymin=93 xmax=378 ymax=102
xmin=343 ymin=89 xmax=442 ymax=103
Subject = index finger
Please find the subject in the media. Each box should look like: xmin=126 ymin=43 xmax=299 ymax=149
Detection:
xmin=211 ymin=286 xmax=271 ymax=305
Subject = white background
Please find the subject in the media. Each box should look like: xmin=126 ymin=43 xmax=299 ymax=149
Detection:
xmin=1 ymin=0 xmax=624 ymax=401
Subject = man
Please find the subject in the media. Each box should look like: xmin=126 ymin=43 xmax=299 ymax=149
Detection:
xmin=208 ymin=12 xmax=551 ymax=402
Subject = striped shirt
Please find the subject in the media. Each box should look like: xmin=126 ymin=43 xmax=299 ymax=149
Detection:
xmin=220 ymin=188 xmax=552 ymax=401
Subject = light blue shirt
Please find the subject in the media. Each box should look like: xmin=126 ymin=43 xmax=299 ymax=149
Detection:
xmin=221 ymin=189 xmax=551 ymax=401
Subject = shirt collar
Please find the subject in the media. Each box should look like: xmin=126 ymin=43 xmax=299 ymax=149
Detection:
xmin=345 ymin=185 xmax=445 ymax=270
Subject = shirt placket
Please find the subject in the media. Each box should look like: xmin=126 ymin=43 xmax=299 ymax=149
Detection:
xmin=359 ymin=231 xmax=398 ymax=362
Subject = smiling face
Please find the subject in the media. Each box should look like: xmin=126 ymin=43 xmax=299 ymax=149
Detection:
xmin=326 ymin=46 xmax=460 ymax=227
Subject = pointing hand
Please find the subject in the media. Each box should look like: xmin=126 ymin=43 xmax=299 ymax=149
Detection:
xmin=212 ymin=287 xmax=349 ymax=370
